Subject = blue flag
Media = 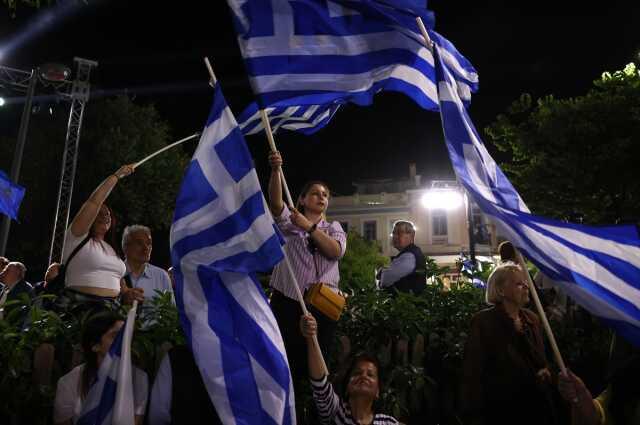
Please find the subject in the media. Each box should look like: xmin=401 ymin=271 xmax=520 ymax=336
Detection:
xmin=170 ymin=81 xmax=295 ymax=424
xmin=0 ymin=170 xmax=25 ymax=220
xmin=229 ymin=0 xmax=478 ymax=135
xmin=433 ymin=42 xmax=640 ymax=347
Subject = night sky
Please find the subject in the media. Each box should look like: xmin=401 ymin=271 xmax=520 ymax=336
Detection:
xmin=2 ymin=1 xmax=640 ymax=196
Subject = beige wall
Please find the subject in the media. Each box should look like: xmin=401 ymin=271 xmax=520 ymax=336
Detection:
xmin=327 ymin=187 xmax=496 ymax=266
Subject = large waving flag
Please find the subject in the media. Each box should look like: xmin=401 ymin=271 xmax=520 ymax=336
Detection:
xmin=229 ymin=0 xmax=478 ymax=135
xmin=0 ymin=170 xmax=25 ymax=220
xmin=170 ymin=81 xmax=295 ymax=424
xmin=77 ymin=305 xmax=137 ymax=425
xmin=433 ymin=40 xmax=640 ymax=346
xmin=238 ymin=102 xmax=341 ymax=136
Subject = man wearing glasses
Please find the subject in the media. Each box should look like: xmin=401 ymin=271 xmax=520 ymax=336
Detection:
xmin=377 ymin=221 xmax=427 ymax=295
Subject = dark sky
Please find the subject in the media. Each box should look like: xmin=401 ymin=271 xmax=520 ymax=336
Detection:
xmin=2 ymin=1 xmax=640 ymax=196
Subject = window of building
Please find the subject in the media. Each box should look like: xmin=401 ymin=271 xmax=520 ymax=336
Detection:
xmin=472 ymin=205 xmax=490 ymax=244
xmin=432 ymin=210 xmax=448 ymax=236
xmin=363 ymin=221 xmax=377 ymax=241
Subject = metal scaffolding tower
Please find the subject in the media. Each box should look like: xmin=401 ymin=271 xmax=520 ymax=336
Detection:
xmin=48 ymin=57 xmax=98 ymax=264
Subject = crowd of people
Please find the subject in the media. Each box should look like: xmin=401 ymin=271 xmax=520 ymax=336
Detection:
xmin=1 ymin=155 xmax=638 ymax=425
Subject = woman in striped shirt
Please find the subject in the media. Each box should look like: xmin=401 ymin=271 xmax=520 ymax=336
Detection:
xmin=301 ymin=313 xmax=399 ymax=425
xmin=268 ymin=151 xmax=347 ymax=391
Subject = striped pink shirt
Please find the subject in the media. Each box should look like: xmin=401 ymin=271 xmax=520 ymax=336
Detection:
xmin=270 ymin=206 xmax=347 ymax=300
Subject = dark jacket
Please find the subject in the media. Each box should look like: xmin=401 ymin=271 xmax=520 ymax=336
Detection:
xmin=1 ymin=280 xmax=34 ymax=319
xmin=386 ymin=243 xmax=426 ymax=295
xmin=169 ymin=345 xmax=222 ymax=425
xmin=461 ymin=304 xmax=559 ymax=425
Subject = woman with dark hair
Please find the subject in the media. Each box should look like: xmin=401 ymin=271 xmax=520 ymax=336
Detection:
xmin=461 ymin=261 xmax=559 ymax=425
xmin=55 ymin=164 xmax=144 ymax=312
xmin=53 ymin=311 xmax=149 ymax=425
xmin=267 ymin=152 xmax=347 ymax=386
xmin=301 ymin=314 xmax=399 ymax=424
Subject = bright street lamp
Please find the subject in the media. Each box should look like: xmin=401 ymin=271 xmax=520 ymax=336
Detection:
xmin=421 ymin=188 xmax=464 ymax=210
xmin=0 ymin=97 xmax=5 ymax=107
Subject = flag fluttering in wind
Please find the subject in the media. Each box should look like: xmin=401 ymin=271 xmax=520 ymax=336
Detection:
xmin=76 ymin=305 xmax=137 ymax=425
xmin=433 ymin=41 xmax=640 ymax=346
xmin=0 ymin=170 xmax=25 ymax=221
xmin=229 ymin=0 xmax=477 ymax=135
xmin=170 ymin=80 xmax=295 ymax=424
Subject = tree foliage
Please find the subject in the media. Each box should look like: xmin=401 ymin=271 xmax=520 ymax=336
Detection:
xmin=0 ymin=96 xmax=189 ymax=276
xmin=485 ymin=63 xmax=640 ymax=225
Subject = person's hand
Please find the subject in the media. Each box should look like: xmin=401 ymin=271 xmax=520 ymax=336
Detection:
xmin=300 ymin=314 xmax=318 ymax=339
xmin=113 ymin=164 xmax=135 ymax=180
xmin=558 ymin=370 xmax=586 ymax=404
xmin=268 ymin=151 xmax=282 ymax=170
xmin=121 ymin=286 xmax=145 ymax=304
xmin=536 ymin=367 xmax=552 ymax=385
xmin=44 ymin=262 xmax=61 ymax=283
xmin=290 ymin=208 xmax=313 ymax=232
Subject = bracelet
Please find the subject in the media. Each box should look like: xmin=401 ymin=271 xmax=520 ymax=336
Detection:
xmin=308 ymin=223 xmax=317 ymax=234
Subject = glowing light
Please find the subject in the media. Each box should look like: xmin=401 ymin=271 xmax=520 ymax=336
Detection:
xmin=421 ymin=189 xmax=464 ymax=210
xmin=0 ymin=97 xmax=5 ymax=107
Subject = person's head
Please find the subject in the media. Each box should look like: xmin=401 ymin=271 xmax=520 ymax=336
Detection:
xmin=486 ymin=261 xmax=529 ymax=307
xmin=167 ymin=266 xmax=175 ymax=289
xmin=296 ymin=181 xmax=330 ymax=217
xmin=498 ymin=240 xmax=517 ymax=263
xmin=0 ymin=257 xmax=9 ymax=271
xmin=0 ymin=261 xmax=26 ymax=286
xmin=391 ymin=220 xmax=416 ymax=251
xmin=122 ymin=225 xmax=152 ymax=264
xmin=81 ymin=311 xmax=124 ymax=395
xmin=342 ymin=353 xmax=382 ymax=406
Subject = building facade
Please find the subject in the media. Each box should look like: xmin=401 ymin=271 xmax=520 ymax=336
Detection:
xmin=327 ymin=164 xmax=498 ymax=271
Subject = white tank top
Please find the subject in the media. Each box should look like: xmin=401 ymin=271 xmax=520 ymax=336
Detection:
xmin=62 ymin=230 xmax=126 ymax=292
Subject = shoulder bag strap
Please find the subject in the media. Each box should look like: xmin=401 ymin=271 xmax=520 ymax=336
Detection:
xmin=63 ymin=235 xmax=91 ymax=267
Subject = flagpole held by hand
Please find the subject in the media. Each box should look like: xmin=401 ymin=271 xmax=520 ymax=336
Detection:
xmin=133 ymin=133 xmax=200 ymax=170
xmin=506 ymin=242 xmax=567 ymax=374
xmin=259 ymin=109 xmax=295 ymax=208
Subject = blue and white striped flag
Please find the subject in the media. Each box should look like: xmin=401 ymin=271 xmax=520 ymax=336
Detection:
xmin=229 ymin=0 xmax=478 ymax=135
xmin=238 ymin=102 xmax=341 ymax=136
xmin=433 ymin=42 xmax=640 ymax=346
xmin=170 ymin=81 xmax=295 ymax=424
xmin=77 ymin=305 xmax=137 ymax=425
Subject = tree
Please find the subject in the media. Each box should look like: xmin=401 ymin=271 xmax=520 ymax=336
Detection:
xmin=485 ymin=63 xmax=640 ymax=225
xmin=0 ymin=96 xmax=189 ymax=277
xmin=338 ymin=231 xmax=388 ymax=292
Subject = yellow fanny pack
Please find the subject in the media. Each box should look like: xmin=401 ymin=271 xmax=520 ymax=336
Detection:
xmin=304 ymin=283 xmax=346 ymax=322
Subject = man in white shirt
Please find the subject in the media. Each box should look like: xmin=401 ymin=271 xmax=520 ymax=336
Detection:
xmin=121 ymin=225 xmax=173 ymax=303
xmin=377 ymin=221 xmax=427 ymax=295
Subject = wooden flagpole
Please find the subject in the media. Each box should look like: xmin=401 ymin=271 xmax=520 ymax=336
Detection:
xmin=513 ymin=247 xmax=567 ymax=374
xmin=414 ymin=20 xmax=567 ymax=374
xmin=203 ymin=57 xmax=328 ymax=375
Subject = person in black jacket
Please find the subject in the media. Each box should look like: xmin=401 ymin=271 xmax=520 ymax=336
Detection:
xmin=149 ymin=345 xmax=222 ymax=425
xmin=0 ymin=261 xmax=33 ymax=320
xmin=377 ymin=221 xmax=426 ymax=295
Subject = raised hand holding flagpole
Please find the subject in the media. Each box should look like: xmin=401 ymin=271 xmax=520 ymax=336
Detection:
xmin=204 ymin=56 xmax=328 ymax=376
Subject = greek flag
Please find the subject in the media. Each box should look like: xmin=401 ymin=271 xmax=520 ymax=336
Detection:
xmin=434 ymin=42 xmax=640 ymax=346
xmin=170 ymin=81 xmax=295 ymax=424
xmin=238 ymin=102 xmax=341 ymax=136
xmin=229 ymin=0 xmax=478 ymax=134
xmin=77 ymin=305 xmax=137 ymax=425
